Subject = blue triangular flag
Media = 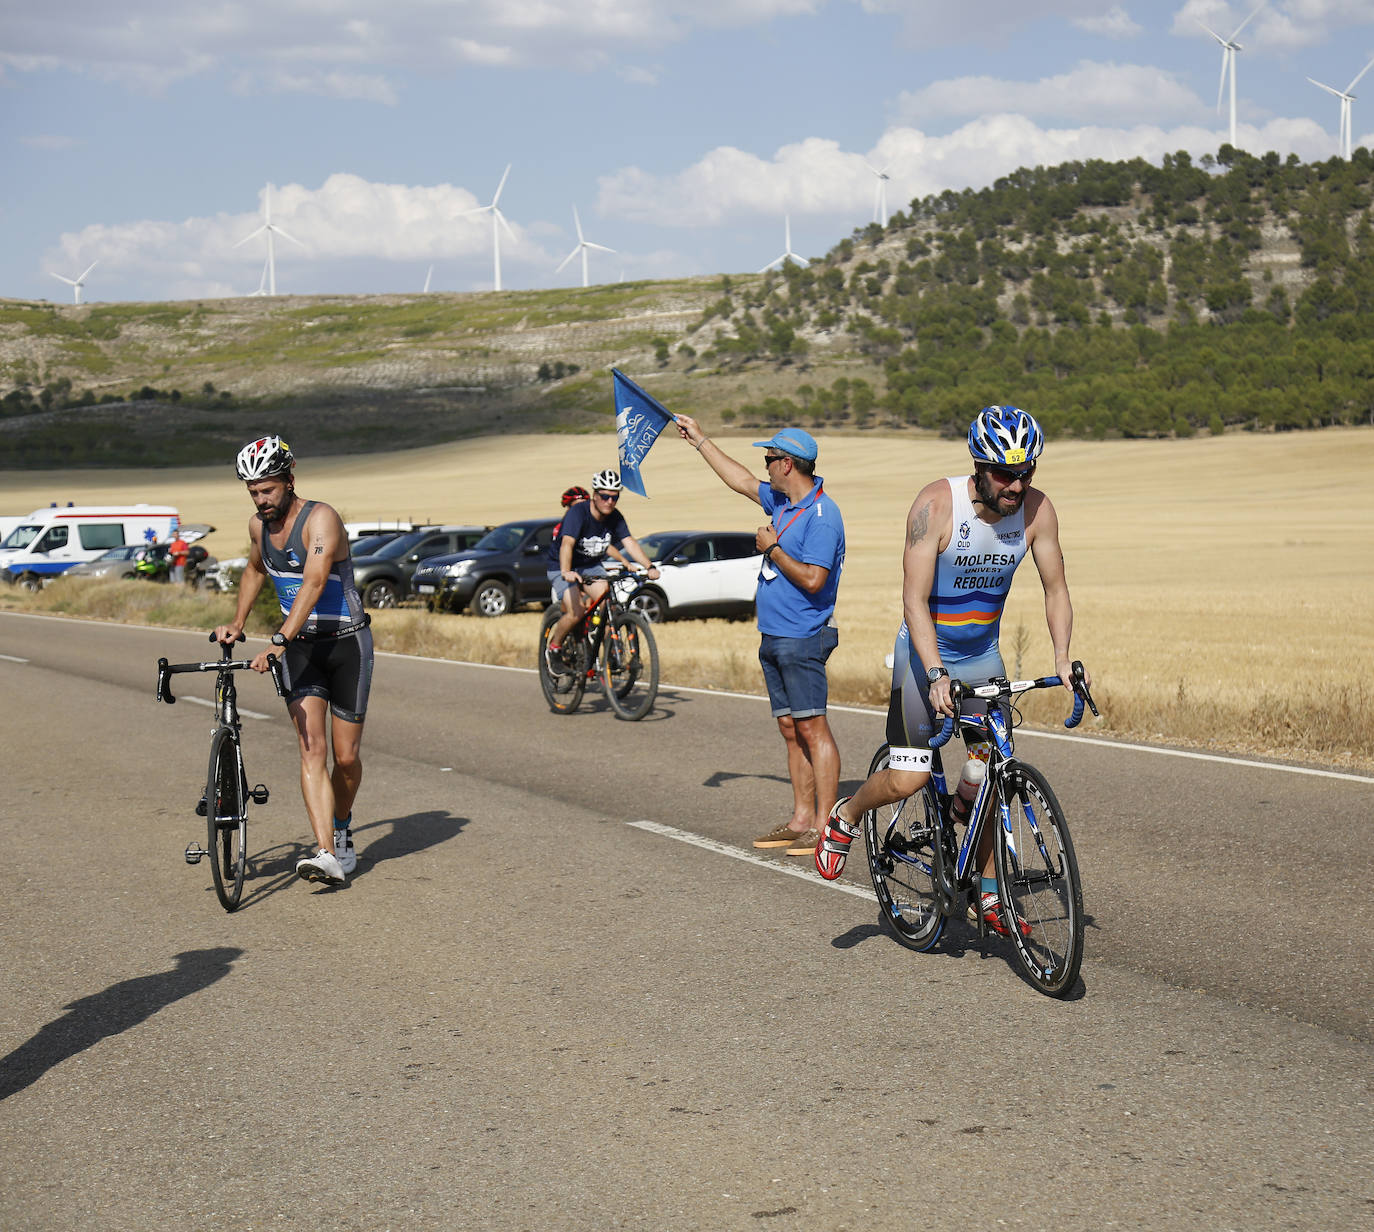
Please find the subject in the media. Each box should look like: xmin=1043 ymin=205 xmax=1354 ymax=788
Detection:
xmin=612 ymin=369 xmax=674 ymax=498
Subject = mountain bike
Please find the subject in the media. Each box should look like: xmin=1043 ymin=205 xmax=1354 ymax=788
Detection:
xmin=156 ymin=633 xmax=286 ymax=912
xmin=538 ymin=569 xmax=660 ymax=720
xmin=862 ymin=662 xmax=1098 ymax=998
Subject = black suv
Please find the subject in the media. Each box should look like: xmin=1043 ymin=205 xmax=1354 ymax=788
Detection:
xmin=411 ymin=518 xmax=559 ymax=616
xmin=351 ymin=525 xmax=488 ymax=608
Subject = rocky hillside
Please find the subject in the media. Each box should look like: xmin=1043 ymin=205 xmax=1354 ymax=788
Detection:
xmin=4 ymin=146 xmax=1373 ymax=466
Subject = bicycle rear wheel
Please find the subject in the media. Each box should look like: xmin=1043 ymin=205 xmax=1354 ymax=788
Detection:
xmin=862 ymin=744 xmax=945 ymax=951
xmin=600 ymin=611 xmax=658 ymax=721
xmin=538 ymin=606 xmax=585 ymax=714
xmin=206 ymin=726 xmax=247 ymax=912
xmin=993 ymin=762 xmax=1083 ymax=997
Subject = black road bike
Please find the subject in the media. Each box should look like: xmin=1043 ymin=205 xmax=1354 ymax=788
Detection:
xmin=538 ymin=569 xmax=660 ymax=720
xmin=863 ymin=663 xmax=1098 ymax=998
xmin=156 ymin=633 xmax=286 ymax=912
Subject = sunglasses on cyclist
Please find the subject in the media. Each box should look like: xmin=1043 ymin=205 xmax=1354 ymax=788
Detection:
xmin=595 ymin=490 xmax=620 ymax=502
xmin=763 ymin=454 xmax=789 ymax=467
xmin=987 ymin=463 xmax=1035 ymax=485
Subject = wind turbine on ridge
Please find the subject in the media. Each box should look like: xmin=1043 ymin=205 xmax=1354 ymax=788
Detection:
xmin=865 ymin=160 xmax=891 ymax=227
xmin=556 ymin=206 xmax=615 ymax=288
xmin=1307 ymin=54 xmax=1374 ymax=160
xmin=463 ymin=165 xmax=516 ymax=292
xmin=234 ymin=184 xmax=303 ymax=296
xmin=1197 ymin=5 xmax=1265 ymax=148
xmin=759 ymin=216 xmax=806 ymax=273
xmin=50 ymin=260 xmax=98 ymax=305
xmin=424 ymin=265 xmax=434 ymax=293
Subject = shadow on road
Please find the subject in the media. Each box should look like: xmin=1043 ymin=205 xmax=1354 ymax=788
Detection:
xmin=350 ymin=809 xmax=470 ymax=880
xmin=0 ymin=947 xmax=243 ymax=1102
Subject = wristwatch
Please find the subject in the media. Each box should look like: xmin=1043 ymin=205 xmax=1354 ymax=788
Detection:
xmin=270 ymin=632 xmax=288 ymax=647
xmin=926 ymin=665 xmax=949 ymax=684
xmin=762 ymin=545 xmax=778 ymax=562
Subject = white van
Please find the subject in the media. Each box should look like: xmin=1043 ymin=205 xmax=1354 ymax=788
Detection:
xmin=0 ymin=504 xmax=180 ymax=588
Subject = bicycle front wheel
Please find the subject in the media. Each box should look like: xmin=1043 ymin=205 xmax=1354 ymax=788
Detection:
xmin=600 ymin=611 xmax=658 ymax=721
xmin=862 ymin=744 xmax=945 ymax=951
xmin=993 ymin=762 xmax=1083 ymax=998
xmin=206 ymin=726 xmax=247 ymax=912
xmin=538 ymin=606 xmax=585 ymax=715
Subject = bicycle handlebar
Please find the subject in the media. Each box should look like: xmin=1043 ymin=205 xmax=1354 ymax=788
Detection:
xmin=156 ymin=633 xmax=286 ymax=704
xmin=929 ymin=661 xmax=1098 ymax=749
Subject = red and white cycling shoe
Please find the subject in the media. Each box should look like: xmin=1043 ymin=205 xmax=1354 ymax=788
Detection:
xmin=979 ymin=890 xmax=1032 ymax=937
xmin=815 ymin=796 xmax=858 ymax=880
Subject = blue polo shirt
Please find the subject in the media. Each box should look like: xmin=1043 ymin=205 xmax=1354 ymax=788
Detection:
xmin=755 ymin=477 xmax=844 ymax=638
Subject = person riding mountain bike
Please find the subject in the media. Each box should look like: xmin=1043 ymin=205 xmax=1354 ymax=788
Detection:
xmin=544 ymin=470 xmax=658 ymax=674
xmin=212 ymin=435 xmax=374 ymax=887
xmin=814 ymin=406 xmax=1090 ymax=935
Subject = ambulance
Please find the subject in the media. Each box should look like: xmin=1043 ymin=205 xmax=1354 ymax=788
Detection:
xmin=0 ymin=504 xmax=180 ymax=589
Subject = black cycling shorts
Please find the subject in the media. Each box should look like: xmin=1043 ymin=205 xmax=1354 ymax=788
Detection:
xmin=282 ymin=627 xmax=374 ymax=723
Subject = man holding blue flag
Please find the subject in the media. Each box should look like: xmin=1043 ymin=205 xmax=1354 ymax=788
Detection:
xmin=613 ymin=369 xmax=674 ymax=498
xmin=673 ymin=414 xmax=845 ymax=858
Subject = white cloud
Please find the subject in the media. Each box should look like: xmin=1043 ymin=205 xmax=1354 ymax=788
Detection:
xmin=856 ymin=0 xmax=1115 ymax=45
xmin=1072 ymin=6 xmax=1144 ymax=38
xmin=0 ymin=1 xmax=822 ymax=91
xmin=899 ymin=62 xmax=1202 ymax=125
xmin=231 ymin=70 xmax=399 ymax=104
xmin=44 ymin=172 xmax=561 ymax=298
xmin=598 ymin=114 xmax=1336 ymax=227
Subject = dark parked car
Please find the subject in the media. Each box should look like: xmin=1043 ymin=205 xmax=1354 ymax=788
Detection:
xmin=631 ymin=531 xmax=762 ymax=622
xmin=411 ymin=518 xmax=559 ymax=617
xmin=351 ymin=525 xmax=488 ymax=608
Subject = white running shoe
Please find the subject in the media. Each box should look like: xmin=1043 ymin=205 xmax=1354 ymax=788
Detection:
xmin=296 ymin=849 xmax=346 ymax=885
xmin=333 ymin=827 xmax=357 ymax=875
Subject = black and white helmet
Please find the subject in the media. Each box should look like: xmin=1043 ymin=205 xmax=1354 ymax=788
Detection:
xmin=235 ymin=435 xmax=294 ymax=480
xmin=590 ymin=469 xmax=623 ymax=491
xmin=967 ymin=406 xmax=1044 ymax=468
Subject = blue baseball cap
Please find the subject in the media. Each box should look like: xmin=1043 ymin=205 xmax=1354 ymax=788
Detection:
xmin=751 ymin=427 xmax=818 ymax=462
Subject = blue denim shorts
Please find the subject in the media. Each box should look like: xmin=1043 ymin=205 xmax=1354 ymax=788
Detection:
xmin=548 ymin=563 xmax=609 ymax=602
xmin=758 ymin=625 xmax=839 ymax=719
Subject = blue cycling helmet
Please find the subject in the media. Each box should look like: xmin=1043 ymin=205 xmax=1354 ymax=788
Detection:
xmin=968 ymin=406 xmax=1044 ymax=467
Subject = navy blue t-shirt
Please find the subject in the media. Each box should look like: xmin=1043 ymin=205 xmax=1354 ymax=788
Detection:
xmin=546 ymin=501 xmax=629 ymax=570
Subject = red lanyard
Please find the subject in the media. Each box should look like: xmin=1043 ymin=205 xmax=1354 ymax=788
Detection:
xmin=773 ymin=485 xmax=823 ymax=539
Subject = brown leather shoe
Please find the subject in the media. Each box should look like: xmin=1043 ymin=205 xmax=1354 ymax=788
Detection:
xmin=785 ymin=828 xmax=820 ymax=857
xmin=753 ymin=823 xmax=806 ymax=848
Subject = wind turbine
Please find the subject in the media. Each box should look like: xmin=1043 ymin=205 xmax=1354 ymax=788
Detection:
xmin=865 ymin=161 xmax=891 ymax=227
xmin=758 ymin=216 xmax=806 ymax=274
xmin=423 ymin=265 xmax=433 ymax=293
xmin=1308 ymin=55 xmax=1374 ymax=159
xmin=463 ymin=165 xmax=516 ymax=292
xmin=555 ymin=206 xmax=615 ymax=287
xmin=248 ymin=258 xmax=270 ymax=297
xmin=233 ymin=184 xmax=303 ymax=296
xmin=1197 ymin=5 xmax=1265 ymax=148
xmin=50 ymin=260 xmax=98 ymax=304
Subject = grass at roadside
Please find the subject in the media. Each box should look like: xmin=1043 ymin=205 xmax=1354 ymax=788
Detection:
xmin=5 ymin=578 xmax=1370 ymax=773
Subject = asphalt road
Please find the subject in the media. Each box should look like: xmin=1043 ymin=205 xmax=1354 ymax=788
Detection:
xmin=1 ymin=612 xmax=1370 ymax=1231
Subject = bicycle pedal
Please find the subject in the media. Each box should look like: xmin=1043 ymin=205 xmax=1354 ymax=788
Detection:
xmin=251 ymin=784 xmax=270 ymax=804
xmin=185 ymin=842 xmax=206 ymax=865
xmin=195 ymin=795 xmax=208 ymax=817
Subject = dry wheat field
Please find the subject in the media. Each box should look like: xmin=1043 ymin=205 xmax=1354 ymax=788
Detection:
xmin=2 ymin=426 xmax=1371 ymax=768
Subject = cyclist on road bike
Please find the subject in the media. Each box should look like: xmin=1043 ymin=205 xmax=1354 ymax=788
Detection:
xmin=544 ymin=470 xmax=659 ymax=674
xmin=213 ymin=435 xmax=374 ymax=886
xmin=815 ymin=406 xmax=1090 ymax=934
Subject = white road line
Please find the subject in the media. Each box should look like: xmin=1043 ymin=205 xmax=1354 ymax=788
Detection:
xmin=0 ymin=652 xmax=29 ymax=663
xmin=627 ymin=819 xmax=875 ymax=901
xmin=4 ymin=612 xmax=1370 ymax=785
xmin=180 ymin=695 xmax=271 ymax=721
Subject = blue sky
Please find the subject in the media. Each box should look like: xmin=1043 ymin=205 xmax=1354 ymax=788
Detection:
xmin=5 ymin=0 xmax=1374 ymax=304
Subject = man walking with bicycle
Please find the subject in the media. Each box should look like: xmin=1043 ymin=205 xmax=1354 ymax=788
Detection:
xmin=814 ymin=406 xmax=1089 ymax=935
xmin=673 ymin=417 xmax=845 ymax=858
xmin=214 ymin=436 xmax=373 ymax=886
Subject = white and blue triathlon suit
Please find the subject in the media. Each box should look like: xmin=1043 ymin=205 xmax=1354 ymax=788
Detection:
xmin=887 ymin=476 xmax=1028 ymax=771
xmin=260 ymin=500 xmax=374 ymax=722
